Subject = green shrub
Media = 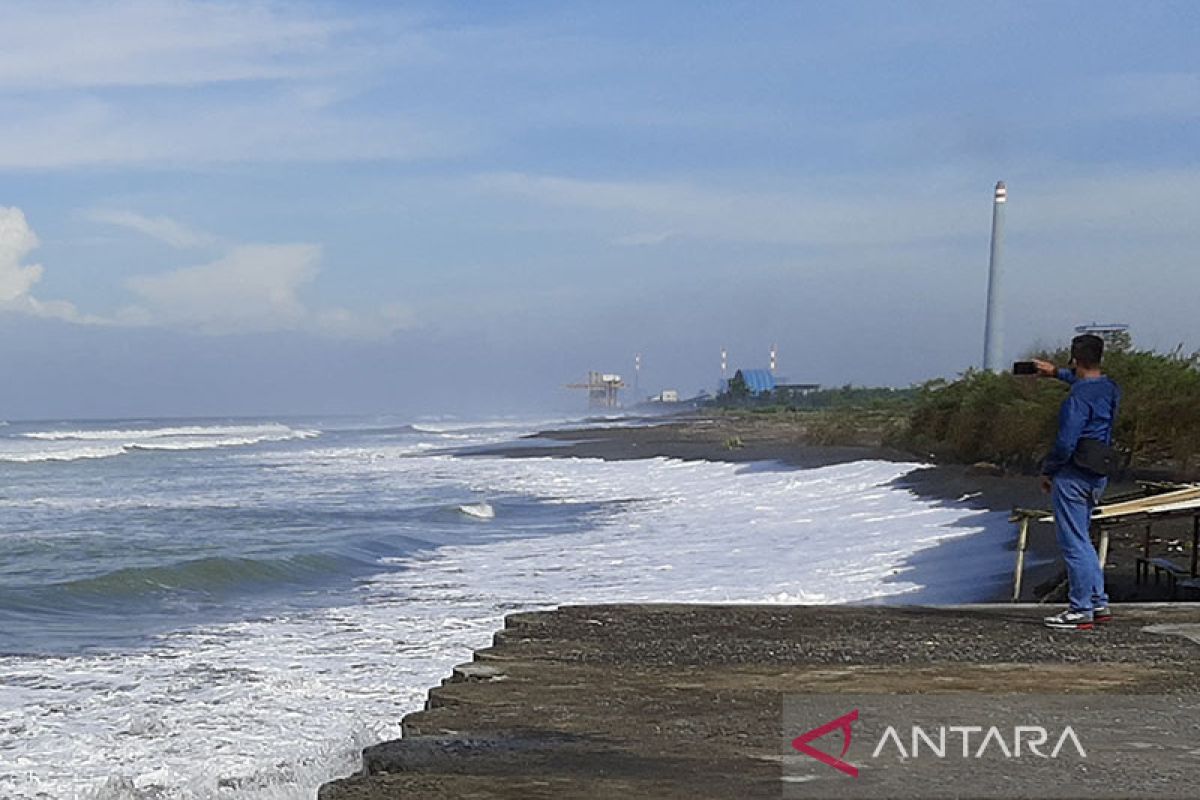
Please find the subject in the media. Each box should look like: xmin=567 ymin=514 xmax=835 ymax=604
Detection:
xmin=899 ymin=347 xmax=1200 ymax=475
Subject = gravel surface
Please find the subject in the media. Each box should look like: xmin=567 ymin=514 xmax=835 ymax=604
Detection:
xmin=320 ymin=603 xmax=1200 ymax=800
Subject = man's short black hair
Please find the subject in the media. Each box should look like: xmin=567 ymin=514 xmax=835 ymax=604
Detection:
xmin=1071 ymin=334 xmax=1104 ymax=368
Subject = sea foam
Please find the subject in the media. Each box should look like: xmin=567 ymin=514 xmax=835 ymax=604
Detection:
xmin=1 ymin=423 xmax=317 ymax=463
xmin=0 ymin=436 xmax=1010 ymax=800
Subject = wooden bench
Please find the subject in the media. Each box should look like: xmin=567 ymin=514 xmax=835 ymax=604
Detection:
xmin=1175 ymin=577 xmax=1200 ymax=598
xmin=1135 ymin=556 xmax=1189 ymax=585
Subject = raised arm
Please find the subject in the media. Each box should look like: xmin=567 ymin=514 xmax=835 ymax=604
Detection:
xmin=1032 ymin=359 xmax=1076 ymax=384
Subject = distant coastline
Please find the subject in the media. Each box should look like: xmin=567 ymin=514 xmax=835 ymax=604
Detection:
xmin=474 ymin=410 xmax=1048 ymax=514
xmin=476 ymin=412 xmax=913 ymax=469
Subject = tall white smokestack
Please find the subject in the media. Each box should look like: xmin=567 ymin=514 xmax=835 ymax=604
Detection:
xmin=982 ymin=181 xmax=1007 ymax=372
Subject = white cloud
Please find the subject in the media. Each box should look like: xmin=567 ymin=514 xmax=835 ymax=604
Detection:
xmin=473 ymin=168 xmax=1200 ymax=248
xmin=86 ymin=209 xmax=216 ymax=249
xmin=126 ymin=244 xmax=320 ymax=333
xmin=0 ymin=1 xmax=354 ymax=91
xmin=0 ymin=92 xmax=473 ymax=170
xmin=0 ymin=206 xmax=91 ymax=322
xmin=472 ymin=171 xmax=981 ymax=247
xmin=2 ymin=206 xmax=411 ymax=338
xmin=0 ymin=2 xmax=473 ymax=169
xmin=123 ymin=243 xmax=415 ymax=338
xmin=0 ymin=206 xmax=43 ymax=302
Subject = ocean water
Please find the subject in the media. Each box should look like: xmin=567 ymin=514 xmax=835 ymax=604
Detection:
xmin=0 ymin=416 xmax=1013 ymax=799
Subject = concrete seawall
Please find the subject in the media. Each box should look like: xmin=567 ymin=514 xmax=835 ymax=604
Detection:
xmin=320 ymin=604 xmax=1200 ymax=799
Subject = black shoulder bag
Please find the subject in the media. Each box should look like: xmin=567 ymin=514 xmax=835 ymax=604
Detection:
xmin=1071 ymin=438 xmax=1120 ymax=478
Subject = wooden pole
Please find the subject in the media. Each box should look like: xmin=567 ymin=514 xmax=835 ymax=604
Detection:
xmin=1139 ymin=521 xmax=1153 ymax=584
xmin=1191 ymin=514 xmax=1199 ymax=578
xmin=1012 ymin=517 xmax=1030 ymax=602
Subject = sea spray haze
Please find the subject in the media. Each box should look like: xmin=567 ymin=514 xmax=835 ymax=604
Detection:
xmin=0 ymin=416 xmax=1011 ymax=798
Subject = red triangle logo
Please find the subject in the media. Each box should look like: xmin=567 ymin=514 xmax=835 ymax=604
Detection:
xmin=791 ymin=708 xmax=859 ymax=777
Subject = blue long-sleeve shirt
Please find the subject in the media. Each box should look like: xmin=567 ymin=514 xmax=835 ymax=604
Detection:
xmin=1041 ymin=368 xmax=1121 ymax=476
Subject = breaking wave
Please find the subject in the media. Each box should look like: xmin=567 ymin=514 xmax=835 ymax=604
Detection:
xmin=0 ymin=553 xmax=369 ymax=613
xmin=22 ymin=423 xmax=316 ymax=442
xmin=2 ymin=423 xmax=318 ymax=463
xmin=457 ymin=501 xmax=495 ymax=519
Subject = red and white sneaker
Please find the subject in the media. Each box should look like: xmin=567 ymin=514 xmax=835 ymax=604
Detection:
xmin=1043 ymin=609 xmax=1094 ymax=630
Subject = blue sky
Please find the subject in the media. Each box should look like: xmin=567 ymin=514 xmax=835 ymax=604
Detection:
xmin=1 ymin=1 xmax=1198 ymax=417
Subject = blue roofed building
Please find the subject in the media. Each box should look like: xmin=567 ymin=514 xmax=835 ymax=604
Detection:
xmin=719 ymin=368 xmax=818 ymax=405
xmin=720 ymin=369 xmax=777 ymax=398
xmin=737 ymin=369 xmax=776 ymax=394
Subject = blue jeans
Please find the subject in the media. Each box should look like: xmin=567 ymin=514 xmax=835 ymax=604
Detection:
xmin=1051 ymin=466 xmax=1109 ymax=614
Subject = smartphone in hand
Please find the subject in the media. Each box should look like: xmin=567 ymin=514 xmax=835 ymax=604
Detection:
xmin=1012 ymin=361 xmax=1038 ymax=375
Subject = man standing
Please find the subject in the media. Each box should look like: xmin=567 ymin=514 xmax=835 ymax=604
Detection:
xmin=1034 ymin=334 xmax=1121 ymax=631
